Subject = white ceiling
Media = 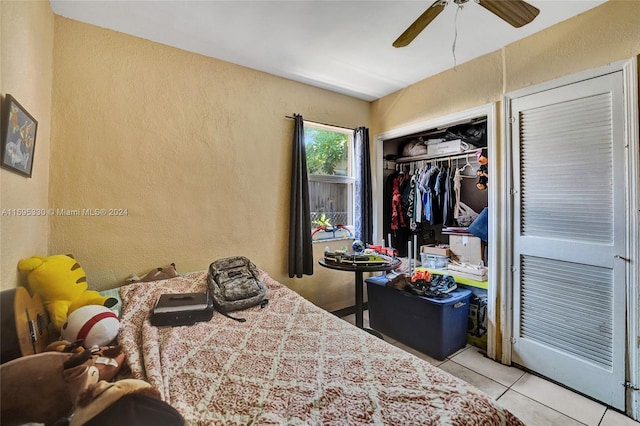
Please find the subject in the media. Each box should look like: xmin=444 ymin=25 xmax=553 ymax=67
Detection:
xmin=49 ymin=0 xmax=607 ymax=101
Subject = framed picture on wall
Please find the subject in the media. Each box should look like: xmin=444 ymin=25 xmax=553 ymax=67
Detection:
xmin=1 ymin=94 xmax=38 ymax=177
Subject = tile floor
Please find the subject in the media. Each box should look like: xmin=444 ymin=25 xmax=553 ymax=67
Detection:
xmin=341 ymin=311 xmax=639 ymax=426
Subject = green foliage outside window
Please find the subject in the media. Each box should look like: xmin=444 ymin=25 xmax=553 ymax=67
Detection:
xmin=304 ymin=128 xmax=347 ymax=175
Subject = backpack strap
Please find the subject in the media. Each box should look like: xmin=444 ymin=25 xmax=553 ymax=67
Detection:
xmin=219 ymin=299 xmax=269 ymax=322
xmin=219 ymin=311 xmax=246 ymax=323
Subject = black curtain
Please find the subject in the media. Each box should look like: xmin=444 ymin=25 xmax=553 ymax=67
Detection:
xmin=354 ymin=126 xmax=373 ymax=244
xmin=288 ymin=114 xmax=314 ymax=278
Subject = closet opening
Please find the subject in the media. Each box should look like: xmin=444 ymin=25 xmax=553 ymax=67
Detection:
xmin=381 ymin=116 xmax=488 ymax=258
xmin=374 ymin=104 xmax=500 ymax=357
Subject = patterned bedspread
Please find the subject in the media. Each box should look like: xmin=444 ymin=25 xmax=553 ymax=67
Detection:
xmin=119 ymin=271 xmax=524 ymax=425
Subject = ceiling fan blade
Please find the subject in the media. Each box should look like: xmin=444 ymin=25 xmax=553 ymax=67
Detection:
xmin=393 ymin=0 xmax=446 ymax=48
xmin=478 ymin=0 xmax=540 ymax=28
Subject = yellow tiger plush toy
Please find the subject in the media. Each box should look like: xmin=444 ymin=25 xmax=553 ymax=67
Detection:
xmin=18 ymin=255 xmax=117 ymax=332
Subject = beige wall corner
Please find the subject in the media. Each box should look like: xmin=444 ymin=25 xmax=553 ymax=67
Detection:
xmin=0 ymin=0 xmax=54 ymax=290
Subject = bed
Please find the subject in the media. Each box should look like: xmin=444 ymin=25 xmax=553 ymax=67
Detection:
xmin=118 ymin=269 xmax=524 ymax=425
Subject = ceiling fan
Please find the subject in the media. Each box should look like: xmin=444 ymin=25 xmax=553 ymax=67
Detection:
xmin=393 ymin=0 xmax=540 ymax=48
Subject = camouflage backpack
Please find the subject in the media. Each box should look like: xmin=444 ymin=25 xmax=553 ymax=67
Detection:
xmin=207 ymin=256 xmax=268 ymax=322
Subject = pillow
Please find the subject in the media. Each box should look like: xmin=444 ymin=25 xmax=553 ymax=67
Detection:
xmin=99 ymin=288 xmax=122 ymax=317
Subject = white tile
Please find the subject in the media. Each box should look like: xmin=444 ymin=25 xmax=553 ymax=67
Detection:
xmin=497 ymin=389 xmax=584 ymax=426
xmin=450 ymin=346 xmax=525 ymax=386
xmin=438 ymin=360 xmax=508 ymax=400
xmin=511 ymin=373 xmax=606 ymax=426
xmin=600 ymin=409 xmax=640 ymax=426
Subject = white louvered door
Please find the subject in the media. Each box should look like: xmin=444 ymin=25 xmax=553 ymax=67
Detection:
xmin=510 ymin=71 xmax=626 ymax=409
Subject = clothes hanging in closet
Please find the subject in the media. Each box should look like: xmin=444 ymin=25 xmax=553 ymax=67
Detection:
xmin=443 ymin=168 xmax=455 ymax=227
xmin=390 ymin=172 xmax=407 ymax=231
xmin=386 ymin=162 xmax=459 ymax=230
xmin=384 ymin=159 xmax=466 ymax=257
xmin=453 ymin=168 xmax=462 ymax=222
xmin=419 ymin=165 xmax=440 ymax=225
xmin=383 ymin=167 xmax=410 ymax=255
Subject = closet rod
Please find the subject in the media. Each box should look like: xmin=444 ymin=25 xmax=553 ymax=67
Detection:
xmin=284 ymin=115 xmax=354 ymax=131
xmin=395 ymin=149 xmax=479 ymax=164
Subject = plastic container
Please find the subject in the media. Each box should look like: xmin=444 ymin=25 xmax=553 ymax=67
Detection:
xmin=366 ymin=275 xmax=471 ymax=360
xmin=420 ymin=253 xmax=449 ymax=269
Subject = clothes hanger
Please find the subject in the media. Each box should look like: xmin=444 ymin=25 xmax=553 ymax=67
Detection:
xmin=457 ymin=154 xmax=475 ymax=175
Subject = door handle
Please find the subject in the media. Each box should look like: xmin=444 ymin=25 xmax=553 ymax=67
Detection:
xmin=614 ymin=255 xmax=630 ymax=262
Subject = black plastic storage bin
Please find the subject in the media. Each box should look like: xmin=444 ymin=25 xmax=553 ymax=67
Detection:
xmin=366 ymin=275 xmax=471 ymax=360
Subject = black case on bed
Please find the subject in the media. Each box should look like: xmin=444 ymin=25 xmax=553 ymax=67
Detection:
xmin=151 ymin=292 xmax=214 ymax=327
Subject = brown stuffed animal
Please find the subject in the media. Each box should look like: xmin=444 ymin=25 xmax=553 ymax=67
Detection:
xmin=476 ymin=148 xmax=488 ymax=190
xmin=46 ymin=339 xmax=85 ymax=354
xmin=46 ymin=339 xmax=126 ymax=382
xmin=0 ymin=351 xmax=100 ymax=425
xmin=0 ymin=351 xmax=177 ymax=426
xmin=125 ymin=263 xmax=178 ymax=285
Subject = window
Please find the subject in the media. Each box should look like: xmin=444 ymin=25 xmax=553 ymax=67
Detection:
xmin=304 ymin=123 xmax=354 ymax=241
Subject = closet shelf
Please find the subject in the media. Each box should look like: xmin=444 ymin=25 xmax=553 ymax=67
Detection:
xmin=395 ymin=149 xmax=480 ymax=164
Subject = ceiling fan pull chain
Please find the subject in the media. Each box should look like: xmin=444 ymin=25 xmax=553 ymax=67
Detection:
xmin=452 ymin=3 xmax=463 ymax=69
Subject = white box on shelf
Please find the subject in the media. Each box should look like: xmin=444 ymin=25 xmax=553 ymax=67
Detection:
xmin=449 ymin=234 xmax=484 ymax=265
xmin=426 ymin=139 xmax=463 ymax=156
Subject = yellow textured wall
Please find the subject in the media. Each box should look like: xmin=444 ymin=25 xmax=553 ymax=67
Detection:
xmin=0 ymin=0 xmax=54 ymax=290
xmin=50 ymin=17 xmax=369 ymax=311
xmin=370 ymin=51 xmax=504 ymax=138
xmin=504 ymin=0 xmax=640 ymax=93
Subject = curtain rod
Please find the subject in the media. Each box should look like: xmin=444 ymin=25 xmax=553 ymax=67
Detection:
xmin=285 ymin=115 xmax=355 ymax=131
